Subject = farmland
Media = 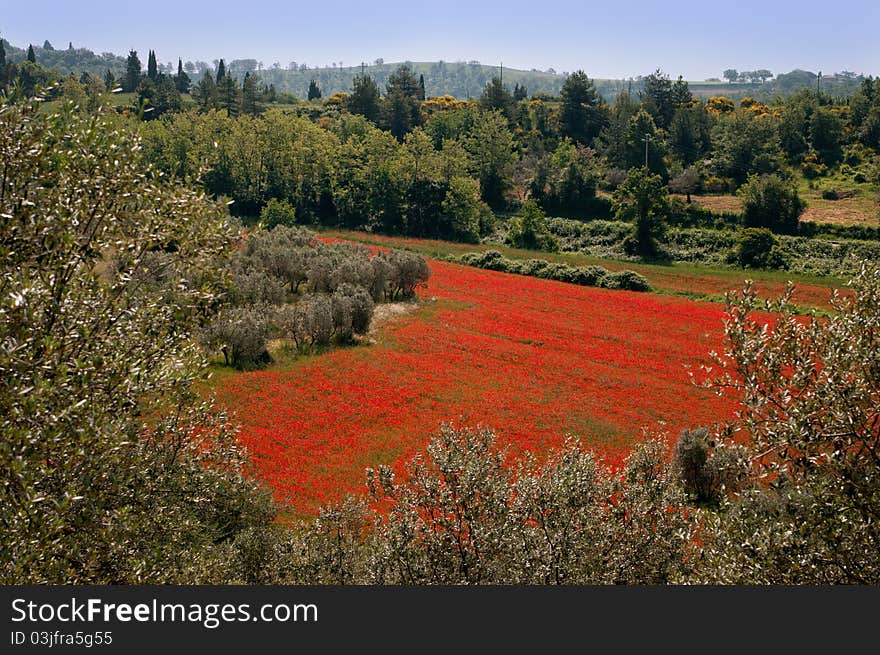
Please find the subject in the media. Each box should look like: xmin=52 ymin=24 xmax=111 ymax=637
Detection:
xmin=213 ymin=255 xmax=737 ymax=516
xmin=320 ymin=229 xmax=846 ymax=310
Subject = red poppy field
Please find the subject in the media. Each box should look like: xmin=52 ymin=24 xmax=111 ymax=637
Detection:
xmin=213 ymin=256 xmax=741 ymax=517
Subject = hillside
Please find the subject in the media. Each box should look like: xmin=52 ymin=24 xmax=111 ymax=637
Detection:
xmin=3 ymin=38 xmax=870 ymax=101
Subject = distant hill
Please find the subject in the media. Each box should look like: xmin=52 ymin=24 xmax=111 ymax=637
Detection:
xmin=2 ymin=40 xmax=128 ymax=79
xmin=2 ymin=39 xmax=869 ymax=102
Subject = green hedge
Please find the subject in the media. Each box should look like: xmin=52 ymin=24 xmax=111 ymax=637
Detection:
xmin=457 ymin=250 xmax=651 ymax=292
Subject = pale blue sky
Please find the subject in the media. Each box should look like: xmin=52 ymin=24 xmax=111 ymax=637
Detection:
xmin=3 ymin=1 xmax=878 ymax=79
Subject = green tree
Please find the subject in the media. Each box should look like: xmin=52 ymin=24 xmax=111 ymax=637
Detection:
xmin=640 ymin=69 xmax=674 ymax=129
xmin=809 ymin=107 xmax=844 ymax=165
xmin=0 ymin=95 xmax=274 ymax=583
xmin=507 ymin=198 xmax=559 ymax=251
xmin=124 ymin=49 xmax=142 ymax=92
xmin=382 ymin=65 xmax=422 ymax=139
xmin=175 ymin=58 xmax=191 ymax=93
xmin=597 ymin=91 xmax=639 ymax=169
xmin=307 ymin=78 xmax=321 ymax=100
xmin=669 ymin=102 xmax=709 ymax=166
xmin=463 ymin=110 xmax=516 ymax=208
xmin=347 ymin=73 xmax=381 ymax=123
xmin=723 ymin=69 xmax=738 ymax=84
xmin=710 ymin=112 xmax=783 ymax=185
xmin=241 ymin=72 xmax=261 ymax=115
xmin=219 ymin=74 xmax=241 ymax=116
xmin=612 ymin=167 xmax=669 ymax=258
xmin=216 ymin=58 xmax=227 ymax=83
xmin=441 ymin=177 xmax=491 ymax=243
xmin=559 ymin=70 xmax=605 ymax=145
xmin=193 ymin=70 xmax=218 ymax=110
xmin=26 ymin=44 xmax=36 ymax=63
xmin=479 ymin=76 xmax=514 ymax=119
xmin=418 ymin=73 xmax=426 ymax=101
xmin=739 ymin=173 xmax=805 ymax=234
xmin=625 ymin=109 xmax=667 ymax=176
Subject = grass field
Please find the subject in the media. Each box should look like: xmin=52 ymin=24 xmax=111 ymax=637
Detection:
xmin=320 ymin=229 xmax=847 ymax=310
xmin=684 ymin=189 xmax=879 ymax=227
xmin=212 ymin=257 xmax=744 ymax=516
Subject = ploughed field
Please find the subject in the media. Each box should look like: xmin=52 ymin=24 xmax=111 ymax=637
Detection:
xmin=213 ymin=256 xmax=739 ymax=517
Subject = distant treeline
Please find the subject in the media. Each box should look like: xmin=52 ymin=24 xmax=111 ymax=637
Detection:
xmin=1 ymin=38 xmax=871 ymax=101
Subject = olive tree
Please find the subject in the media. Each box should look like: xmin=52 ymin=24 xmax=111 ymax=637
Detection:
xmin=692 ymin=264 xmax=880 ymax=583
xmin=0 ymin=96 xmax=274 ymax=583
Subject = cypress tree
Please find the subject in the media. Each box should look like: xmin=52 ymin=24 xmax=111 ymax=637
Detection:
xmin=0 ymin=40 xmax=6 ymax=89
xmin=216 ymin=59 xmax=226 ymax=83
xmin=175 ymin=58 xmax=190 ymax=93
xmin=42 ymin=40 xmax=54 ymax=51
xmin=418 ymin=74 xmax=426 ymax=101
xmin=104 ymin=69 xmax=116 ymax=91
xmin=307 ymin=79 xmax=321 ymax=100
xmin=27 ymin=44 xmax=36 ymax=63
xmin=147 ymin=50 xmax=158 ymax=81
xmin=124 ymin=50 xmax=142 ymax=93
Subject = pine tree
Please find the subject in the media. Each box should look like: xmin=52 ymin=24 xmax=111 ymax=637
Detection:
xmin=193 ymin=71 xmax=217 ymax=110
xmin=479 ymin=77 xmax=513 ymax=118
xmin=42 ymin=40 xmax=54 ymax=51
xmin=147 ymin=50 xmax=158 ymax=81
xmin=559 ymin=70 xmax=605 ymax=145
xmin=124 ymin=50 xmax=142 ymax=92
xmin=241 ymin=72 xmax=260 ymax=115
xmin=219 ymin=74 xmax=240 ymax=116
xmin=216 ymin=59 xmax=226 ymax=83
xmin=307 ymin=79 xmax=321 ymax=100
xmin=27 ymin=44 xmax=36 ymax=63
xmin=348 ymin=73 xmax=381 ymax=122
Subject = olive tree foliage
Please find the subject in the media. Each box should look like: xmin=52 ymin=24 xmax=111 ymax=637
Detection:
xmin=691 ymin=264 xmax=880 ymax=583
xmin=0 ymin=97 xmax=275 ymax=583
xmin=248 ymin=426 xmax=693 ymax=585
xmin=209 ymin=229 xmax=422 ymax=358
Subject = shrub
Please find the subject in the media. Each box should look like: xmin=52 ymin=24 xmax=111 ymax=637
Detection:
xmin=702 ymin=176 xmax=731 ymax=193
xmin=287 ymin=425 xmax=692 ymax=584
xmin=259 ymin=198 xmax=297 ymax=229
xmin=672 ymin=428 xmax=747 ymax=505
xmin=507 ymin=199 xmax=560 ymax=252
xmin=730 ymin=227 xmax=789 ymax=269
xmin=600 ymin=270 xmax=651 ymax=291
